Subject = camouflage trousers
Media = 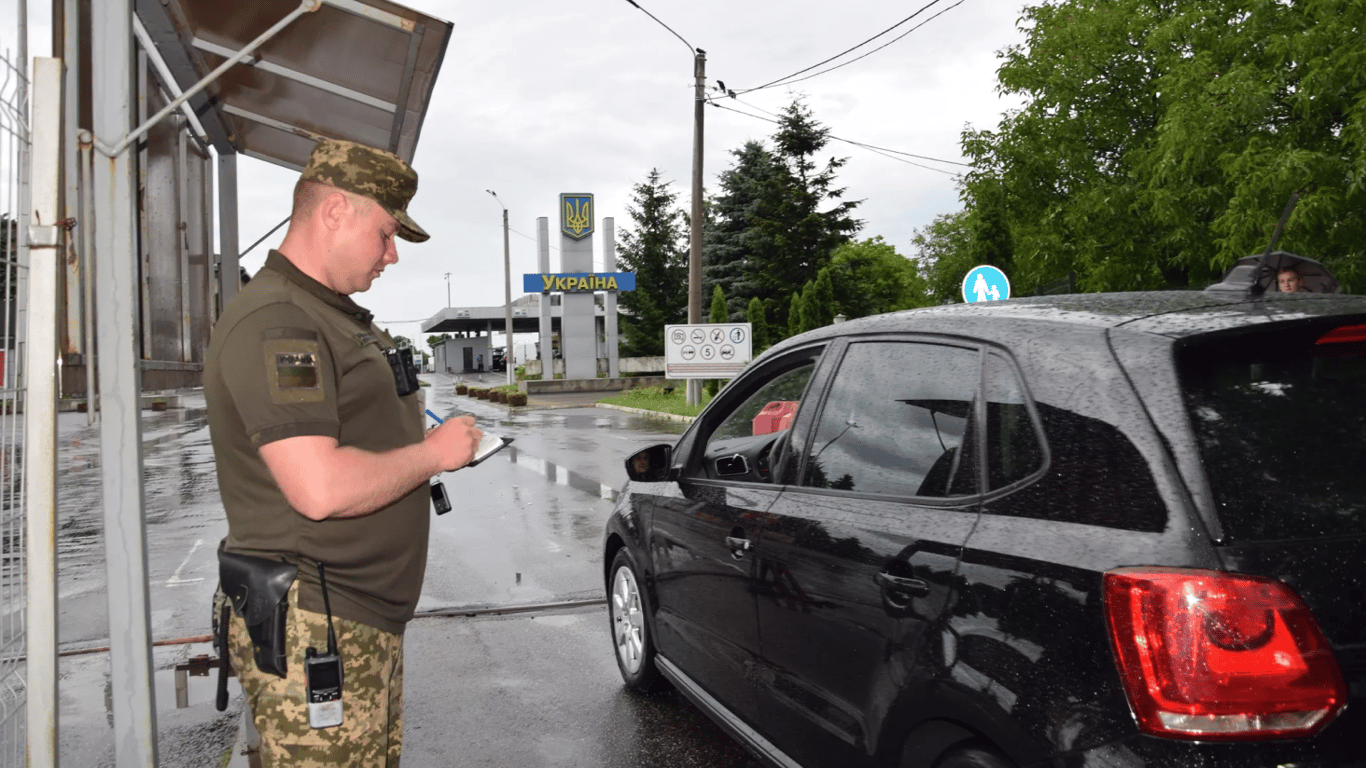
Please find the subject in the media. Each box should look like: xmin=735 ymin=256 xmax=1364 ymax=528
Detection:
xmin=228 ymin=581 xmax=405 ymax=767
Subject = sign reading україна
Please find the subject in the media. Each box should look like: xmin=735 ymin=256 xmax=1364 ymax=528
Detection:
xmin=524 ymin=272 xmax=636 ymax=293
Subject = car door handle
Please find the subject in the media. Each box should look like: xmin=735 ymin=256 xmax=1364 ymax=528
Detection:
xmin=876 ymin=572 xmax=930 ymax=597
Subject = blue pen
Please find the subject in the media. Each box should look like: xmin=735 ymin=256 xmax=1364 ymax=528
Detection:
xmin=425 ymin=409 xmax=443 ymax=424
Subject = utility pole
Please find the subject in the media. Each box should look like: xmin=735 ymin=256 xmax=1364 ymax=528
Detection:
xmin=444 ymin=272 xmax=451 ymax=307
xmin=686 ymin=49 xmax=705 ymax=406
xmin=487 ymin=190 xmax=515 ymax=387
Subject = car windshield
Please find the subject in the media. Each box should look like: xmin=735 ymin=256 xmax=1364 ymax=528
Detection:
xmin=1179 ymin=320 xmax=1366 ymax=541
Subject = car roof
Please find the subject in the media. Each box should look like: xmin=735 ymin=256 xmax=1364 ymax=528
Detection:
xmin=768 ymin=291 xmax=1366 ymax=354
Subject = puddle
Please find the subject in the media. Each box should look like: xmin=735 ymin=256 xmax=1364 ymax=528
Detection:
xmin=503 ymin=447 xmax=619 ymax=503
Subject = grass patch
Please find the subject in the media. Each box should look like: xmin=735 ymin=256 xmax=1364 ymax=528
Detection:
xmin=599 ymin=385 xmax=713 ymax=418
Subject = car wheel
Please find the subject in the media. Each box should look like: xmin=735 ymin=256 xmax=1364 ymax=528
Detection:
xmin=932 ymin=744 xmax=1015 ymax=768
xmin=609 ymin=548 xmax=666 ymax=693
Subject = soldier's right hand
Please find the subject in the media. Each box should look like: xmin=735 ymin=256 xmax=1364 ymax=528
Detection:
xmin=426 ymin=414 xmax=483 ymax=471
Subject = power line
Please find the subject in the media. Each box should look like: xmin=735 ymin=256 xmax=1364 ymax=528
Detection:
xmin=737 ymin=0 xmax=967 ymax=96
xmin=728 ymin=96 xmax=971 ymax=166
xmin=707 ymin=100 xmax=965 ymax=175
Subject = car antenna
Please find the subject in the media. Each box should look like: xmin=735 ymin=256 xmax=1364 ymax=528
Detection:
xmin=1249 ymin=189 xmax=1304 ymax=297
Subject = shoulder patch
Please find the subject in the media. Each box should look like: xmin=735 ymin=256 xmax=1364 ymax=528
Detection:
xmin=354 ymin=332 xmax=379 ymax=348
xmin=264 ymin=338 xmax=325 ymax=404
xmin=263 ymin=326 xmax=319 ymax=342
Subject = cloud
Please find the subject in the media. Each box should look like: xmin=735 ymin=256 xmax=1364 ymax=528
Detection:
xmin=0 ymin=0 xmax=1027 ymax=342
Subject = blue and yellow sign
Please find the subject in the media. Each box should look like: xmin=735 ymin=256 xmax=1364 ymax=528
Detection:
xmin=560 ymin=193 xmax=594 ymax=240
xmin=524 ymin=272 xmax=636 ymax=293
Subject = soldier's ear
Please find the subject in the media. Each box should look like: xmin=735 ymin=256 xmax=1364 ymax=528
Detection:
xmin=317 ymin=190 xmax=354 ymax=233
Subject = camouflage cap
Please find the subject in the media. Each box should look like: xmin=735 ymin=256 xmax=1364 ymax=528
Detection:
xmin=299 ymin=138 xmax=429 ymax=243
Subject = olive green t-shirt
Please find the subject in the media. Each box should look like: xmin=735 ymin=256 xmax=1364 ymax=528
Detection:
xmin=205 ymin=250 xmax=427 ymax=634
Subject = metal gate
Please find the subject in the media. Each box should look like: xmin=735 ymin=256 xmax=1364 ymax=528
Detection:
xmin=0 ymin=49 xmax=31 ymax=768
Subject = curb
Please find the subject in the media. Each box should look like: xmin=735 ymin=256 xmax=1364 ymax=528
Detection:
xmin=594 ymin=403 xmax=697 ymax=423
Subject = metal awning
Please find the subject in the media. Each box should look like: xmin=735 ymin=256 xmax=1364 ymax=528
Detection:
xmin=135 ymin=0 xmax=452 ymax=167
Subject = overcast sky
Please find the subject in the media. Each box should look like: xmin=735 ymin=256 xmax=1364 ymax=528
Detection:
xmin=2 ymin=0 xmax=1028 ymax=344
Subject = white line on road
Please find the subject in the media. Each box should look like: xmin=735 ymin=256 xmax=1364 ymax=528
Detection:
xmin=167 ymin=538 xmax=206 ymax=586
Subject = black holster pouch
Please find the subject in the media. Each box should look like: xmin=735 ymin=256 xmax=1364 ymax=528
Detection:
xmin=218 ymin=545 xmax=297 ymax=679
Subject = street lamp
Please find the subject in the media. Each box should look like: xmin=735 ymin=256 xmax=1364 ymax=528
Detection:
xmin=443 ymin=272 xmax=451 ymax=307
xmin=486 ymin=190 xmax=515 ymax=387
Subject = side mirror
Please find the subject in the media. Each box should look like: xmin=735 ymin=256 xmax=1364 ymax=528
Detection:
xmin=626 ymin=444 xmax=673 ymax=482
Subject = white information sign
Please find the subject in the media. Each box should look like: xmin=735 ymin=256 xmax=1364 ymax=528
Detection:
xmin=665 ymin=323 xmax=753 ymax=379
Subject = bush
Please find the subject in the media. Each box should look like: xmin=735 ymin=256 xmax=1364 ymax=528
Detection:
xmin=473 ymin=388 xmax=488 ymax=400
xmin=493 ymin=391 xmax=506 ymax=404
xmin=455 ymin=384 xmax=468 ymax=395
xmin=508 ymin=391 xmax=528 ymax=407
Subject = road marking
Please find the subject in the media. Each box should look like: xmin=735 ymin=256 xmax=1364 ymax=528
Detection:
xmin=167 ymin=538 xmax=205 ymax=586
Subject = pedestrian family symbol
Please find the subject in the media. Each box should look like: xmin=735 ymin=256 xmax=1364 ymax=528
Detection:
xmin=962 ymin=265 xmax=1011 ymax=303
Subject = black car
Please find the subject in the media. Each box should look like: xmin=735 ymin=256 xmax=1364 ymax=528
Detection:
xmin=604 ymin=291 xmax=1366 ymax=768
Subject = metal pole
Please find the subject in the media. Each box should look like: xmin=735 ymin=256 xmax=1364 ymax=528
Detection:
xmin=217 ymin=151 xmax=239 ymax=314
xmin=91 ymin=0 xmax=160 ymax=761
xmin=503 ymin=207 xmax=514 ymax=386
xmin=686 ymin=50 xmax=705 ymax=406
xmin=62 ymin=0 xmax=84 ymax=369
xmin=603 ymin=217 xmax=619 ymax=378
xmin=537 ymin=217 xmax=551 ymax=370
xmin=81 ymin=136 xmax=97 ymax=422
xmin=16 ymin=0 xmax=30 ymax=394
xmin=25 ymin=56 xmax=63 ymax=768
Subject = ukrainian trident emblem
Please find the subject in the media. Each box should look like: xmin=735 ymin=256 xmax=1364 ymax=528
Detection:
xmin=560 ymin=193 xmax=594 ymax=240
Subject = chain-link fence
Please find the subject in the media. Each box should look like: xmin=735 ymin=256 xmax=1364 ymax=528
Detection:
xmin=0 ymin=48 xmax=30 ymax=768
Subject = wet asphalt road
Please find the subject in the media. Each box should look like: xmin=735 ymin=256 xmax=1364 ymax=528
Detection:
xmin=42 ymin=373 xmax=757 ymax=766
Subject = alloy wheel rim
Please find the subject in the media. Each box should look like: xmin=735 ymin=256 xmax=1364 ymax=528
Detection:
xmin=611 ymin=565 xmax=645 ymax=673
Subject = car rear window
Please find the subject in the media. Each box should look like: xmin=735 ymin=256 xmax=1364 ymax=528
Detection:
xmin=1179 ymin=321 xmax=1366 ymax=541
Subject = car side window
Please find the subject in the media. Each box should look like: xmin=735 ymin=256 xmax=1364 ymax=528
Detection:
xmin=985 ymin=351 xmax=1045 ymax=490
xmin=696 ymin=362 xmax=816 ymax=483
xmin=802 ymin=342 xmax=979 ymax=498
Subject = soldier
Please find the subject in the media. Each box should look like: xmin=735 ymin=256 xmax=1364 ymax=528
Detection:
xmin=205 ymin=138 xmax=482 ymax=766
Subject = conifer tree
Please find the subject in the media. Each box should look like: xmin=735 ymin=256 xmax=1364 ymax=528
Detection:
xmin=616 ymin=169 xmax=688 ymax=356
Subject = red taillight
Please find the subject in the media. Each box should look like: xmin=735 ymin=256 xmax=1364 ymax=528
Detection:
xmin=1103 ymin=567 xmax=1348 ymax=741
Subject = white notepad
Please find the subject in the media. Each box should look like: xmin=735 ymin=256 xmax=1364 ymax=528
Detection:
xmin=468 ymin=434 xmax=513 ymax=466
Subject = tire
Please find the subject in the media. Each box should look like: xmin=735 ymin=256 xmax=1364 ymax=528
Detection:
xmin=932 ymin=744 xmax=1015 ymax=768
xmin=608 ymin=548 xmax=667 ymax=693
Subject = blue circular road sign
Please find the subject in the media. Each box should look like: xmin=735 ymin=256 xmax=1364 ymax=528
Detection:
xmin=962 ymin=265 xmax=1011 ymax=303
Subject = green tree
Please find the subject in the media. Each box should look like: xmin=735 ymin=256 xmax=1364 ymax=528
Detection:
xmin=426 ymin=333 xmax=452 ymax=351
xmin=760 ymin=100 xmax=863 ymax=296
xmin=704 ymin=142 xmax=783 ymax=320
xmin=705 ymin=99 xmax=864 ymax=331
xmin=960 ymin=0 xmax=1366 ymax=292
xmin=708 ymin=285 xmax=727 ymax=324
xmin=787 ymin=290 xmax=805 ymax=338
xmin=705 ymin=286 xmax=729 ymax=397
xmin=805 ymin=269 xmax=836 ymax=328
xmin=912 ymin=211 xmax=976 ymax=304
xmin=617 ymin=169 xmax=689 ymax=356
xmin=828 ymin=236 xmax=931 ymax=317
xmin=747 ymin=297 xmax=770 ymax=353
xmin=392 ymin=335 xmax=413 ymax=349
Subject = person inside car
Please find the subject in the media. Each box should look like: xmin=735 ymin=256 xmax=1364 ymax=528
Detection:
xmin=1278 ymin=267 xmax=1308 ymax=293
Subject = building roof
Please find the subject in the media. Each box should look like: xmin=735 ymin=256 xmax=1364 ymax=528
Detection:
xmin=135 ymin=0 xmax=452 ymax=167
